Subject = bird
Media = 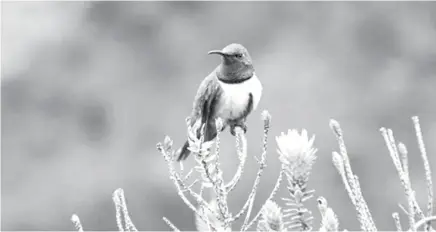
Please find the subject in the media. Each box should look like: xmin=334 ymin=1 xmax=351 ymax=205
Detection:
xmin=176 ymin=43 xmax=263 ymax=161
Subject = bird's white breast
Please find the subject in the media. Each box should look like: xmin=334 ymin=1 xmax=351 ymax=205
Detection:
xmin=216 ymin=73 xmax=263 ymax=120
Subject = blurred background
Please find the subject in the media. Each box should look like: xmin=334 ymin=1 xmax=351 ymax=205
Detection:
xmin=2 ymin=1 xmax=436 ymax=231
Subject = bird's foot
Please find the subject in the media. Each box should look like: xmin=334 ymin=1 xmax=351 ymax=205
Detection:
xmin=230 ymin=121 xmax=247 ymax=136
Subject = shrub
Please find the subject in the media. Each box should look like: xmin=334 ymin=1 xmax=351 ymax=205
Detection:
xmin=71 ymin=112 xmax=435 ymax=232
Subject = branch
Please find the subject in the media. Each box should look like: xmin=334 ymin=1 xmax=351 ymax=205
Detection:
xmin=230 ymin=146 xmax=267 ymax=223
xmin=412 ymin=116 xmax=434 ymax=231
xmin=207 ymin=119 xmax=231 ymax=227
xmin=112 ymin=188 xmax=138 ymax=232
xmin=392 ymin=212 xmax=403 ymax=232
xmin=225 ymin=126 xmax=248 ymax=192
xmin=243 ymin=191 xmax=256 ymax=228
xmin=177 ymin=175 xmax=214 ymax=215
xmin=231 ymin=111 xmax=271 ymax=224
xmin=241 ymin=168 xmax=284 ymax=231
xmin=381 ymin=128 xmax=417 ymax=230
xmin=157 ymin=142 xmax=216 ymax=231
xmin=162 ymin=217 xmax=181 ymax=232
xmin=332 ymin=151 xmax=355 ymax=206
xmin=330 ymin=119 xmax=377 ymax=231
xmin=413 ymin=216 xmax=436 ymax=231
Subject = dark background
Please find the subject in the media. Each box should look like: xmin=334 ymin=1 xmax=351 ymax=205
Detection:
xmin=2 ymin=1 xmax=436 ymax=231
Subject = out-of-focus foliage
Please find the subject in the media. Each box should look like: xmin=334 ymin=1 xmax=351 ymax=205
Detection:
xmin=1 ymin=2 xmax=436 ymax=230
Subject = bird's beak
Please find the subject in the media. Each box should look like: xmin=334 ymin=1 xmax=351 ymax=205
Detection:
xmin=208 ymin=50 xmax=226 ymax=56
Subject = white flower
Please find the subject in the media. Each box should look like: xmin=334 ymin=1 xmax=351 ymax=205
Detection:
xmin=276 ymin=129 xmax=317 ymax=185
xmin=276 ymin=129 xmax=317 ymax=166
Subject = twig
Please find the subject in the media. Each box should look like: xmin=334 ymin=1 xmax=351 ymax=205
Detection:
xmin=202 ymin=158 xmax=230 ymax=228
xmin=181 ymin=179 xmax=200 ymax=192
xmin=162 ymin=217 xmax=181 ymax=232
xmin=392 ymin=212 xmax=403 ymax=232
xmin=113 ymin=188 xmax=138 ymax=232
xmin=231 ymin=138 xmax=268 ymax=223
xmin=112 ymin=189 xmax=125 ymax=231
xmin=225 ymin=127 xmax=248 ymax=192
xmin=157 ymin=142 xmax=216 ymax=231
xmin=381 ymin=128 xmax=416 ymax=230
xmin=231 ymin=112 xmax=271 ymax=224
xmin=387 ymin=129 xmax=401 ymax=167
xmin=330 ymin=120 xmax=362 ymax=227
xmin=412 ymin=116 xmax=434 ymax=231
xmin=196 ymin=203 xmax=214 ymax=232
xmin=214 ymin=118 xmax=223 ymax=182
xmin=174 ymin=167 xmax=215 ymax=218
xmin=199 ymin=183 xmax=206 ymax=199
xmin=353 ymin=174 xmax=377 ymax=231
xmin=119 ymin=190 xmax=138 ymax=232
xmin=330 ymin=119 xmax=377 ymax=231
xmin=179 ymin=161 xmax=184 ymax=173
xmin=183 ymin=168 xmax=194 ymax=182
xmin=399 ymin=203 xmax=411 ymax=216
xmin=192 ymin=119 xmax=230 ymax=228
xmin=71 ymin=214 xmax=84 ymax=232
xmin=332 ymin=151 xmax=355 ymax=206
xmin=243 ymin=192 xmax=256 ymax=228
xmin=398 ymin=142 xmax=409 ymax=182
xmin=241 ymin=168 xmax=284 ymax=231
xmin=413 ymin=216 xmax=436 ymax=231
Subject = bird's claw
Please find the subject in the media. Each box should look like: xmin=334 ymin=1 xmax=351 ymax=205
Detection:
xmin=230 ymin=122 xmax=247 ymax=136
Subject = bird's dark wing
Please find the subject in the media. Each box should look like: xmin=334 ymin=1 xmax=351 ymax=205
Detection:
xmin=177 ymin=72 xmax=221 ymax=161
xmin=189 ymin=71 xmax=222 ymax=136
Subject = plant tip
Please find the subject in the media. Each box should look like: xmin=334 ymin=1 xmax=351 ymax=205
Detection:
xmin=398 ymin=142 xmax=408 ymax=155
xmin=164 ymin=136 xmax=173 ymax=150
xmin=71 ymin=214 xmax=79 ymax=221
xmin=156 ymin=142 xmax=164 ymax=152
xmin=261 ymin=110 xmax=271 ymax=121
xmin=332 ymin=151 xmax=344 ymax=174
xmin=329 ymin=119 xmax=341 ymax=136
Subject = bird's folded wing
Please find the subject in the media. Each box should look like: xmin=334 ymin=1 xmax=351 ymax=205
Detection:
xmin=190 ymin=72 xmax=221 ymax=128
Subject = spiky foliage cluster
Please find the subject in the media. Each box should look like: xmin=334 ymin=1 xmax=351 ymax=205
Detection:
xmin=69 ymin=113 xmax=435 ymax=232
xmin=277 ymin=129 xmax=317 ymax=231
xmin=257 ymin=200 xmax=285 ymax=232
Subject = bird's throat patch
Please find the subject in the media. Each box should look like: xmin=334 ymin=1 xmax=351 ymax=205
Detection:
xmin=217 ymin=74 xmax=253 ymax=84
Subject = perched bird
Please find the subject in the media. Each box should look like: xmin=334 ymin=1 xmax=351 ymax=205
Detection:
xmin=176 ymin=43 xmax=263 ymax=161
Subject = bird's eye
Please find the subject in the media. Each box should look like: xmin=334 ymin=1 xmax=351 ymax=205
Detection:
xmin=234 ymin=53 xmax=243 ymax=58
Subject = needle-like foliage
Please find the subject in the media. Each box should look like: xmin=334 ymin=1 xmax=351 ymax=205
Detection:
xmin=69 ymin=114 xmax=435 ymax=232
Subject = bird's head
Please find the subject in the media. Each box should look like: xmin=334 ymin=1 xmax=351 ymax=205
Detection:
xmin=208 ymin=43 xmax=252 ymax=66
xmin=208 ymin=43 xmax=254 ymax=82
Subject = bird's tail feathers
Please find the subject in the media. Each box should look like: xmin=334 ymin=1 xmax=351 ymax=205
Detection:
xmin=176 ymin=140 xmax=191 ymax=162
